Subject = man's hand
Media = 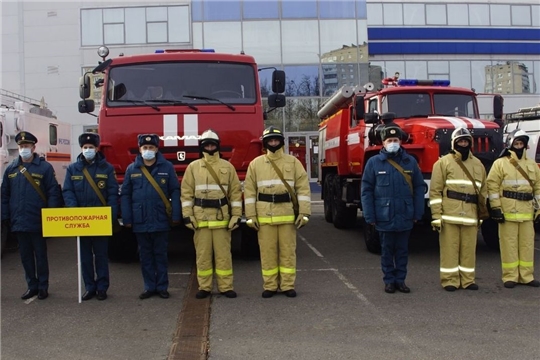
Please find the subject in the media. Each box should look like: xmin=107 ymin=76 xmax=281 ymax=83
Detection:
xmin=246 ymin=218 xmax=259 ymax=231
xmin=490 ymin=208 xmax=505 ymax=223
xmin=431 ymin=219 xmax=442 ymax=233
xmin=228 ymin=216 xmax=241 ymax=232
xmin=295 ymin=214 xmax=310 ymax=229
xmin=183 ymin=216 xmax=198 ymax=231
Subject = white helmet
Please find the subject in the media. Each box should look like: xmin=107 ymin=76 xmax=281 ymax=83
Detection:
xmin=505 ymin=129 xmax=529 ymax=149
xmin=451 ymin=127 xmax=473 ymax=150
xmin=200 ymin=129 xmax=220 ymax=147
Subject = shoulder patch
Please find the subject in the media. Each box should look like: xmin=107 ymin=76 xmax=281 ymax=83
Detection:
xmin=8 ymin=172 xmax=17 ymax=178
xmin=71 ymin=175 xmax=83 ymax=180
xmin=31 ymin=173 xmax=44 ymax=179
xmin=95 ymin=174 xmax=108 ymax=179
xmin=131 ymin=173 xmax=142 ymax=178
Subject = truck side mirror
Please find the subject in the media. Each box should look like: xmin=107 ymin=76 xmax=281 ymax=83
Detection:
xmin=79 ymin=74 xmax=92 ymax=99
xmin=354 ymin=97 xmax=365 ymax=120
xmin=364 ymin=112 xmax=379 ymax=124
xmin=272 ymin=70 xmax=286 ymax=94
xmin=493 ymin=94 xmax=504 ymax=120
xmin=78 ymin=99 xmax=95 ymax=113
xmin=268 ymin=94 xmax=286 ymax=108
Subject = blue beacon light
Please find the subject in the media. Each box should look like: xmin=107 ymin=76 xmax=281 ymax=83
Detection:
xmin=397 ymin=79 xmax=450 ymax=86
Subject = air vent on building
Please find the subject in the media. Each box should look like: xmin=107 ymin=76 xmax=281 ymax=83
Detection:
xmin=47 ymin=66 xmax=59 ymax=75
xmin=47 ymin=11 xmax=57 ymax=17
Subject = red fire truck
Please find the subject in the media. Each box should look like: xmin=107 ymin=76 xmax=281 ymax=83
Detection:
xmin=78 ymin=46 xmax=285 ymax=259
xmin=318 ymin=75 xmax=504 ymax=253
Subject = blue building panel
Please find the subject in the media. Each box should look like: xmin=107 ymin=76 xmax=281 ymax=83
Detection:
xmin=368 ymin=27 xmax=540 ymax=41
xmin=369 ymin=42 xmax=540 ymax=55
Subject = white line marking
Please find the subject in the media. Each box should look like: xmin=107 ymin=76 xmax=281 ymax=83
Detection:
xmin=24 ymin=296 xmax=37 ymax=304
xmin=168 ymin=272 xmax=192 ymax=275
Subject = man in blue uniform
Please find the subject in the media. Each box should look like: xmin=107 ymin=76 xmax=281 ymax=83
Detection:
xmin=361 ymin=123 xmax=425 ymax=294
xmin=121 ymin=134 xmax=181 ymax=299
xmin=63 ymin=132 xmax=119 ymax=301
xmin=1 ymin=131 xmax=62 ymax=300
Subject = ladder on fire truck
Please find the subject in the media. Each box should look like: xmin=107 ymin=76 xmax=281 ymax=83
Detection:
xmin=0 ymin=89 xmax=54 ymax=118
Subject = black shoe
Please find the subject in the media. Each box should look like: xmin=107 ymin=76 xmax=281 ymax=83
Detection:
xmin=504 ymin=281 xmax=516 ymax=288
xmin=38 ymin=289 xmax=48 ymax=300
xmin=82 ymin=291 xmax=96 ymax=301
xmin=139 ymin=290 xmax=155 ymax=299
xmin=96 ymin=290 xmax=107 ymax=300
xmin=262 ymin=290 xmax=277 ymax=298
xmin=283 ymin=289 xmax=297 ymax=298
xmin=525 ymin=280 xmax=540 ymax=287
xmin=158 ymin=290 xmax=170 ymax=299
xmin=465 ymin=284 xmax=479 ymax=290
xmin=195 ymin=290 xmax=211 ymax=299
xmin=21 ymin=289 xmax=38 ymax=300
xmin=395 ymin=283 xmax=410 ymax=293
xmin=220 ymin=290 xmax=237 ymax=298
xmin=444 ymin=285 xmax=457 ymax=292
xmin=384 ymin=283 xmax=395 ymax=294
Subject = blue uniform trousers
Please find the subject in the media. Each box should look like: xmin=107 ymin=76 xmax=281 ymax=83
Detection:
xmin=80 ymin=236 xmax=110 ymax=292
xmin=17 ymin=232 xmax=49 ymax=291
xmin=136 ymin=231 xmax=169 ymax=292
xmin=379 ymin=230 xmax=411 ymax=284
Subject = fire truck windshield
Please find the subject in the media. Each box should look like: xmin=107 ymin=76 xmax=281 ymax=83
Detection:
xmin=105 ymin=62 xmax=257 ymax=107
xmin=385 ymin=93 xmax=477 ymax=118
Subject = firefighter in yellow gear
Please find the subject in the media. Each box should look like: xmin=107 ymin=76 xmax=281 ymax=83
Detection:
xmin=486 ymin=129 xmax=540 ymax=289
xmin=181 ymin=129 xmax=242 ymax=299
xmin=429 ymin=127 xmax=487 ymax=291
xmin=244 ymin=126 xmax=311 ymax=298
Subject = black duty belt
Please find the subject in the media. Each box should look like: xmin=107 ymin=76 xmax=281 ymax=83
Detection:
xmin=447 ymin=189 xmax=478 ymax=204
xmin=502 ymin=190 xmax=534 ymax=201
xmin=258 ymin=193 xmax=291 ymax=203
xmin=194 ymin=197 xmax=228 ymax=208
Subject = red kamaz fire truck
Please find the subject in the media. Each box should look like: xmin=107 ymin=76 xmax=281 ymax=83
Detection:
xmin=78 ymin=46 xmax=285 ymax=259
xmin=318 ymin=75 xmax=504 ymax=253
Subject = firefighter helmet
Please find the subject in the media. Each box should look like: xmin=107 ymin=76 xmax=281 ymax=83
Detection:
xmin=262 ymin=126 xmax=284 ymax=152
xmin=380 ymin=123 xmax=402 ymax=141
xmin=451 ymin=127 xmax=473 ymax=150
xmin=200 ymin=129 xmax=220 ymax=148
xmin=505 ymin=129 xmax=529 ymax=149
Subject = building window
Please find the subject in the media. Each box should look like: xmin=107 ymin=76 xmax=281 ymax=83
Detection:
xmin=511 ymin=5 xmax=531 ymax=26
xmin=81 ymin=5 xmax=190 ymax=46
xmin=426 ymin=4 xmax=446 ymax=25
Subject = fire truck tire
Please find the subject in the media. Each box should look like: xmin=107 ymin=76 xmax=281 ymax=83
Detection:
xmin=363 ymin=219 xmax=381 ymax=254
xmin=480 ymin=219 xmax=500 ymax=250
xmin=323 ymin=174 xmax=334 ymax=223
xmin=331 ymin=176 xmax=357 ymax=229
xmin=240 ymin=226 xmax=260 ymax=260
xmin=108 ymin=227 xmax=139 ymax=263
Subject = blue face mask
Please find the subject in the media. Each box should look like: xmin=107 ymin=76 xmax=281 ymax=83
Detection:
xmin=19 ymin=148 xmax=33 ymax=160
xmin=142 ymin=150 xmax=156 ymax=160
xmin=384 ymin=142 xmax=400 ymax=153
xmin=82 ymin=148 xmax=96 ymax=161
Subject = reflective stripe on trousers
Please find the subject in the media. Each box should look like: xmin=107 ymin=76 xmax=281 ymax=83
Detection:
xmin=258 ymin=223 xmax=297 ymax=291
xmin=193 ymin=227 xmax=234 ymax=292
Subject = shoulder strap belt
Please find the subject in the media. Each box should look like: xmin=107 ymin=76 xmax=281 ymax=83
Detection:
xmin=508 ymin=157 xmax=534 ymax=188
xmin=266 ymin=157 xmax=299 ymax=211
xmin=386 ymin=159 xmax=412 ymax=193
xmin=202 ymin=159 xmax=231 ymax=214
xmin=18 ymin=165 xmax=47 ymax=203
xmin=82 ymin=167 xmax=107 ymax=206
xmin=453 ymin=155 xmax=481 ymax=196
xmin=140 ymin=166 xmax=172 ymax=214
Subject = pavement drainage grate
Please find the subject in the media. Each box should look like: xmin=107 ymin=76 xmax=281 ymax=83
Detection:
xmin=169 ymin=264 xmax=211 ymax=360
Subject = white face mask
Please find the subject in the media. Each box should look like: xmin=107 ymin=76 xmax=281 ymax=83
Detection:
xmin=142 ymin=150 xmax=156 ymax=160
xmin=82 ymin=148 xmax=96 ymax=161
xmin=19 ymin=148 xmax=33 ymax=160
xmin=384 ymin=142 xmax=400 ymax=153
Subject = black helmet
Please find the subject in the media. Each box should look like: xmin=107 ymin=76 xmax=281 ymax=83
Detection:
xmin=451 ymin=127 xmax=473 ymax=150
xmin=380 ymin=123 xmax=402 ymax=141
xmin=505 ymin=129 xmax=529 ymax=149
xmin=262 ymin=126 xmax=284 ymax=152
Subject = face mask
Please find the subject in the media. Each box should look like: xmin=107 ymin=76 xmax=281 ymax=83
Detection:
xmin=454 ymin=144 xmax=470 ymax=159
xmin=264 ymin=139 xmax=284 ymax=153
xmin=19 ymin=148 xmax=32 ymax=160
xmin=142 ymin=150 xmax=156 ymax=160
xmin=82 ymin=148 xmax=96 ymax=161
xmin=384 ymin=142 xmax=400 ymax=153
xmin=511 ymin=147 xmax=524 ymax=159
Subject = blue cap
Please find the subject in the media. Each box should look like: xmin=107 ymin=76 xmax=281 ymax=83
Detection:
xmin=138 ymin=134 xmax=159 ymax=147
xmin=15 ymin=131 xmax=38 ymax=145
xmin=79 ymin=132 xmax=100 ymax=147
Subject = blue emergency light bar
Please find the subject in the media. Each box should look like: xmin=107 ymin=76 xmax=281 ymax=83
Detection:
xmin=397 ymin=79 xmax=450 ymax=86
xmin=155 ymin=49 xmax=215 ymax=53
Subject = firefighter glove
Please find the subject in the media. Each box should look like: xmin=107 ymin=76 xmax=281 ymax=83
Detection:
xmin=228 ymin=216 xmax=241 ymax=232
xmin=246 ymin=218 xmax=259 ymax=231
xmin=490 ymin=208 xmax=505 ymax=223
xmin=183 ymin=216 xmax=198 ymax=231
xmin=295 ymin=214 xmax=310 ymax=229
xmin=431 ymin=219 xmax=442 ymax=233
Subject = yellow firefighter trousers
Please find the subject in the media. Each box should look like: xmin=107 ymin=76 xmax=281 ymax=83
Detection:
xmin=498 ymin=221 xmax=535 ymax=284
xmin=193 ymin=227 xmax=233 ymax=292
xmin=258 ymin=223 xmax=297 ymax=291
xmin=439 ymin=223 xmax=478 ymax=288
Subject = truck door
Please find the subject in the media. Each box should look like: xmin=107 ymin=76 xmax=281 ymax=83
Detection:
xmin=0 ymin=117 xmax=6 ymax=179
xmin=285 ymin=132 xmax=319 ymax=182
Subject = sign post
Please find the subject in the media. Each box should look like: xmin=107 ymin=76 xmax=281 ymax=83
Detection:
xmin=42 ymin=207 xmax=112 ymax=303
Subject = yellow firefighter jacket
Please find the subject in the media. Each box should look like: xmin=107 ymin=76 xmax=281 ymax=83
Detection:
xmin=429 ymin=151 xmax=487 ymax=226
xmin=181 ymin=152 xmax=242 ymax=229
xmin=244 ymin=148 xmax=311 ymax=225
xmin=486 ymin=150 xmax=540 ymax=222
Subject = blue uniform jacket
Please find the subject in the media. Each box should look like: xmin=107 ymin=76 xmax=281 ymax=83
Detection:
xmin=361 ymin=148 xmax=425 ymax=232
xmin=62 ymin=152 xmax=119 ymax=220
xmin=1 ymin=154 xmax=62 ymax=232
xmin=120 ymin=152 xmax=181 ymax=233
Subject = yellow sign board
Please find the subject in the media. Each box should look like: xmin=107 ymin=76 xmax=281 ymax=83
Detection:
xmin=42 ymin=207 xmax=112 ymax=237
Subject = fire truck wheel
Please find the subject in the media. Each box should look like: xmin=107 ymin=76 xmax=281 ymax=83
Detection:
xmin=480 ymin=218 xmax=500 ymax=250
xmin=323 ymin=174 xmax=334 ymax=223
xmin=108 ymin=227 xmax=139 ymax=263
xmin=240 ymin=226 xmax=260 ymax=260
xmin=363 ymin=219 xmax=381 ymax=254
xmin=330 ymin=175 xmax=357 ymax=229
